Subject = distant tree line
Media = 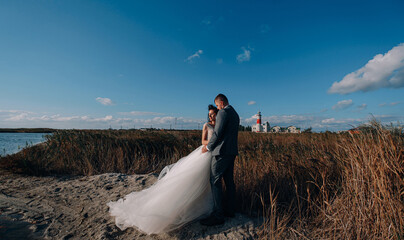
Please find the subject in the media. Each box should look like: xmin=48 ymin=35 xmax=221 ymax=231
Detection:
xmin=0 ymin=128 xmax=56 ymax=133
xmin=239 ymin=125 xmax=252 ymax=131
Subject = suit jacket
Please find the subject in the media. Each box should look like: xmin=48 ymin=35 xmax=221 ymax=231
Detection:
xmin=207 ymin=105 xmax=240 ymax=156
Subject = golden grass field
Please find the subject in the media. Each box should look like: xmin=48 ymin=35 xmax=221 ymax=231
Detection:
xmin=1 ymin=122 xmax=403 ymax=239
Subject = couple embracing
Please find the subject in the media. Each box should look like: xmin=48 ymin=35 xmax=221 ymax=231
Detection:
xmin=108 ymin=94 xmax=240 ymax=234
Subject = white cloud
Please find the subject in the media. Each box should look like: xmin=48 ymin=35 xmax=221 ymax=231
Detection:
xmin=0 ymin=110 xmax=24 ymax=113
xmin=1 ymin=109 xmax=402 ymax=131
xmin=250 ymin=113 xmax=259 ymax=119
xmin=4 ymin=112 xmax=114 ymax=123
xmin=379 ymin=101 xmax=401 ymax=107
xmin=142 ymin=116 xmax=201 ymax=125
xmin=96 ymin=97 xmax=114 ymax=106
xmin=128 ymin=116 xmax=204 ymax=129
xmin=244 ymin=114 xmax=331 ymax=131
xmin=7 ymin=113 xmax=29 ymax=121
xmin=237 ymin=47 xmax=252 ymax=63
xmin=89 ymin=115 xmax=113 ymax=122
xmin=248 ymin=101 xmax=256 ymax=105
xmin=0 ymin=110 xmax=34 ymax=116
xmin=118 ymin=111 xmax=164 ymax=116
xmin=0 ymin=109 xmax=205 ymax=129
xmin=244 ymin=114 xmax=315 ymax=125
xmin=47 ymin=115 xmax=80 ymax=121
xmin=328 ymin=43 xmax=404 ymax=94
xmin=144 ymin=116 xmax=176 ymax=125
xmin=371 ymin=114 xmax=404 ymax=123
xmin=243 ymin=113 xmax=403 ymax=132
xmin=216 ymin=58 xmax=223 ymax=64
xmin=332 ymin=99 xmax=353 ymax=111
xmin=321 ymin=118 xmax=347 ymax=124
xmin=320 ymin=115 xmax=403 ymax=130
xmin=185 ymin=50 xmax=203 ymax=63
xmin=0 ymin=110 xmax=33 ymax=121
xmin=357 ymin=103 xmax=367 ymax=111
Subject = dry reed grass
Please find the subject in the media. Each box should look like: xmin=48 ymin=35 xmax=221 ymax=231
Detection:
xmin=0 ymin=130 xmax=200 ymax=176
xmin=0 ymin=123 xmax=402 ymax=239
xmin=309 ymin=122 xmax=403 ymax=239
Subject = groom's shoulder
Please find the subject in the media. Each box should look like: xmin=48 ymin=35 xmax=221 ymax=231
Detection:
xmin=218 ymin=108 xmax=227 ymax=117
xmin=227 ymin=105 xmax=238 ymax=114
xmin=228 ymin=106 xmax=240 ymax=121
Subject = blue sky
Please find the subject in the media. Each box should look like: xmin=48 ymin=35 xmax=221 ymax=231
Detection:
xmin=1 ymin=0 xmax=403 ymax=131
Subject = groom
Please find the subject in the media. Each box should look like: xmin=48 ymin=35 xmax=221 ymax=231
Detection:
xmin=201 ymin=93 xmax=240 ymax=226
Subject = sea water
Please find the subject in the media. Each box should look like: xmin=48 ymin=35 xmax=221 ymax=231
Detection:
xmin=0 ymin=133 xmax=50 ymax=157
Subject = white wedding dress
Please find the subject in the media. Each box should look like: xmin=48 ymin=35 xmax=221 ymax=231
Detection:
xmin=107 ymin=123 xmax=214 ymax=234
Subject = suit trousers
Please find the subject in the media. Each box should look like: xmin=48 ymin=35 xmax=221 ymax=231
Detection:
xmin=210 ymin=155 xmax=236 ymax=219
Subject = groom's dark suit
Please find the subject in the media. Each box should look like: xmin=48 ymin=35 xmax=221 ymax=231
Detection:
xmin=207 ymin=105 xmax=240 ymax=219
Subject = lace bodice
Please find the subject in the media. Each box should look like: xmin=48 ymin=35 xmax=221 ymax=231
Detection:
xmin=205 ymin=123 xmax=214 ymax=141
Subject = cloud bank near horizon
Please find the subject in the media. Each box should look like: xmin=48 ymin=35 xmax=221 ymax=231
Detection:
xmin=244 ymin=113 xmax=402 ymax=131
xmin=1 ymin=109 xmax=402 ymax=132
xmin=0 ymin=110 xmax=204 ymax=130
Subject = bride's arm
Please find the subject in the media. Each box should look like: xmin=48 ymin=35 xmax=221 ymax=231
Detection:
xmin=201 ymin=123 xmax=209 ymax=145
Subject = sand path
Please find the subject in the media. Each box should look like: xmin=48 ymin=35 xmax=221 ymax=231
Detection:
xmin=0 ymin=170 xmax=261 ymax=239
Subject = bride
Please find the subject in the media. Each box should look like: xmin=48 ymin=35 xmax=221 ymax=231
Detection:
xmin=107 ymin=105 xmax=219 ymax=234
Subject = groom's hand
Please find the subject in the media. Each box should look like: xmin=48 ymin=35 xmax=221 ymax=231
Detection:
xmin=202 ymin=145 xmax=208 ymax=153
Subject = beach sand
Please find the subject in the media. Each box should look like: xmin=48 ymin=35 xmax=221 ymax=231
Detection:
xmin=0 ymin=170 xmax=260 ymax=239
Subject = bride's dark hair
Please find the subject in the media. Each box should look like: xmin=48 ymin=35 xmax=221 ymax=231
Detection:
xmin=207 ymin=104 xmax=218 ymax=122
xmin=208 ymin=104 xmax=219 ymax=113
xmin=208 ymin=104 xmax=218 ymax=114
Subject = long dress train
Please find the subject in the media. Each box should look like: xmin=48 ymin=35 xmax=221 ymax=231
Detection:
xmin=107 ymin=123 xmax=214 ymax=234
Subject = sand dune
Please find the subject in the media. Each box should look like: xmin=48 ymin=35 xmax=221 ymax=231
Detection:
xmin=0 ymin=170 xmax=260 ymax=239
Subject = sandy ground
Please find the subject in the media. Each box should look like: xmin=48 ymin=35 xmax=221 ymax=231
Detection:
xmin=0 ymin=170 xmax=261 ymax=239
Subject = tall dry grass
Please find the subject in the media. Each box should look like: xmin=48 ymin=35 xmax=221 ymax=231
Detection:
xmin=0 ymin=123 xmax=402 ymax=239
xmin=0 ymin=130 xmax=200 ymax=175
xmin=236 ymin=131 xmax=343 ymax=239
xmin=309 ymin=123 xmax=403 ymax=239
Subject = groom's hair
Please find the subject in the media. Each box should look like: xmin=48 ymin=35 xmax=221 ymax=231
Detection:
xmin=215 ymin=94 xmax=229 ymax=104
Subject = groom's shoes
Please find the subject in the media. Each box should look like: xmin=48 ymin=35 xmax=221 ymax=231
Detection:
xmin=200 ymin=215 xmax=225 ymax=226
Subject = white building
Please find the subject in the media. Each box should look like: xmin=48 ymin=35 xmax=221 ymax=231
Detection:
xmin=271 ymin=126 xmax=281 ymax=133
xmin=287 ymin=126 xmax=301 ymax=133
xmin=252 ymin=111 xmax=270 ymax=132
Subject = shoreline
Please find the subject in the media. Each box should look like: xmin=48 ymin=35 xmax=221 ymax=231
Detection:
xmin=0 ymin=170 xmax=261 ymax=239
xmin=0 ymin=137 xmax=49 ymax=158
xmin=0 ymin=129 xmax=56 ymax=133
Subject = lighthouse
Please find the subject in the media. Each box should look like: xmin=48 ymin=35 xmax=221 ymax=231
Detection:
xmin=256 ymin=111 xmax=263 ymax=132
xmin=256 ymin=111 xmax=262 ymax=125
xmin=252 ymin=111 xmax=270 ymax=133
